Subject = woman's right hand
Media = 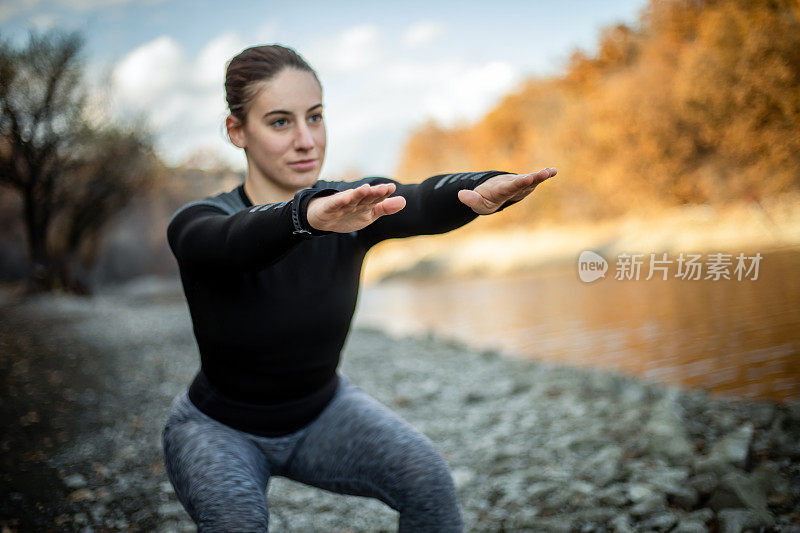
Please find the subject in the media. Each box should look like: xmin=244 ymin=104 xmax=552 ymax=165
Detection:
xmin=306 ymin=183 xmax=407 ymax=233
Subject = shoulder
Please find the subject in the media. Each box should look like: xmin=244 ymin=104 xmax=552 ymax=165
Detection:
xmin=167 ymin=186 xmax=243 ymax=228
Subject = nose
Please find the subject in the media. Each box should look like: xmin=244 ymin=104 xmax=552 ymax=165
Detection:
xmin=293 ymin=122 xmax=315 ymax=151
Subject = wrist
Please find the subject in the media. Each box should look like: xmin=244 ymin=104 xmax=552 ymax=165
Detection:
xmin=292 ymin=188 xmax=338 ymax=238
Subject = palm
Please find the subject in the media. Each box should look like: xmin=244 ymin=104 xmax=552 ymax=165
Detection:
xmin=457 ymin=167 xmax=557 ymax=215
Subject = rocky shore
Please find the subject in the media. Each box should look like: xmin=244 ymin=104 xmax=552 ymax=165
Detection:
xmin=1 ymin=276 xmax=798 ymax=532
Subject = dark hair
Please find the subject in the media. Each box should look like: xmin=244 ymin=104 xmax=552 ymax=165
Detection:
xmin=225 ymin=44 xmax=320 ymax=124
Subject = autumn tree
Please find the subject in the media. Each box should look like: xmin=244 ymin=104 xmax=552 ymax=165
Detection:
xmin=396 ymin=0 xmax=800 ymax=223
xmin=0 ymin=29 xmax=159 ymax=294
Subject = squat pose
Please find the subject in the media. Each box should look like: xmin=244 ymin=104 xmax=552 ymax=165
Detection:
xmin=162 ymin=44 xmax=556 ymax=532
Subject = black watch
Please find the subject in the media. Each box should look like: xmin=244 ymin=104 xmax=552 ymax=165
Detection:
xmin=291 ymin=188 xmax=339 ymax=238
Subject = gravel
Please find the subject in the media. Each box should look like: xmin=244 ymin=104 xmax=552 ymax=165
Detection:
xmin=1 ymin=275 xmax=799 ymax=532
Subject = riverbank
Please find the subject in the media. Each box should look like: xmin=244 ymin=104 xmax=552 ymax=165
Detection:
xmin=362 ymin=192 xmax=800 ymax=282
xmin=0 ymin=277 xmax=799 ymax=532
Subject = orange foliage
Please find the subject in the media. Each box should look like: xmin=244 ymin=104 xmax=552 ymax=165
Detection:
xmin=396 ymin=0 xmax=800 ymax=224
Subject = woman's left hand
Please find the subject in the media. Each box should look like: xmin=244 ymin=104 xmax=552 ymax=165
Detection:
xmin=457 ymin=167 xmax=557 ymax=215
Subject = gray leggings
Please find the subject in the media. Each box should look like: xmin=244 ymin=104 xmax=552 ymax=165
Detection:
xmin=161 ymin=373 xmax=463 ymax=532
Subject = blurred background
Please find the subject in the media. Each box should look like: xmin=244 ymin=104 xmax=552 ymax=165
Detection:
xmin=1 ymin=0 xmax=799 ymax=530
xmin=1 ymin=0 xmax=797 ymax=401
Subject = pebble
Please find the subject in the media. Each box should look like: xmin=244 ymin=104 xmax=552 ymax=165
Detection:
xmin=63 ymin=472 xmax=87 ymax=489
xmin=3 ymin=277 xmax=799 ymax=532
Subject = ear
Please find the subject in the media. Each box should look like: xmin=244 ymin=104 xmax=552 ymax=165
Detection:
xmin=226 ymin=114 xmax=246 ymax=149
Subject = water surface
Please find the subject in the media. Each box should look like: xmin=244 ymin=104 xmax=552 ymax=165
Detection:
xmin=354 ymin=249 xmax=800 ymax=402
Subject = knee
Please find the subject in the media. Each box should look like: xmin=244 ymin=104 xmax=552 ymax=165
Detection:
xmin=402 ymin=438 xmax=455 ymax=484
xmin=392 ymin=440 xmax=460 ymax=505
xmin=394 ymin=449 xmax=464 ymax=533
xmin=197 ymin=513 xmax=268 ymax=533
xmin=173 ymin=485 xmax=270 ymax=533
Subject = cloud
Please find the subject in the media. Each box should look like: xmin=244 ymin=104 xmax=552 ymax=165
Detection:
xmin=299 ymin=25 xmax=521 ymax=175
xmin=253 ymin=19 xmax=278 ymax=44
xmin=27 ymin=11 xmax=59 ymax=30
xmin=58 ymin=0 xmax=136 ymax=9
xmin=415 ymin=60 xmax=520 ymax=126
xmin=108 ymin=34 xmax=238 ymax=166
xmin=401 ymin=21 xmax=444 ymax=49
xmin=0 ymin=0 xmax=44 ymax=22
xmin=193 ymin=32 xmax=247 ymax=88
xmin=111 ymin=35 xmax=183 ymax=110
xmin=320 ymin=56 xmax=520 ymax=175
xmin=103 ymin=23 xmax=521 ymax=176
xmin=306 ymin=24 xmax=381 ymax=74
xmin=0 ymin=0 xmax=167 ymax=21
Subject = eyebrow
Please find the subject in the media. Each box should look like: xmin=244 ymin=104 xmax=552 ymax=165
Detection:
xmin=263 ymin=103 xmax=323 ymax=118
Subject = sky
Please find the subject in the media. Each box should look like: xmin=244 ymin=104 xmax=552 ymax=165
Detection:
xmin=0 ymin=0 xmax=647 ymax=178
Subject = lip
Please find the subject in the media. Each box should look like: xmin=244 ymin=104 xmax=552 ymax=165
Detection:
xmin=288 ymin=159 xmax=317 ymax=171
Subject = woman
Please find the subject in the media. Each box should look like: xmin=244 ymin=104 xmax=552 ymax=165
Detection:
xmin=161 ymin=44 xmax=556 ymax=532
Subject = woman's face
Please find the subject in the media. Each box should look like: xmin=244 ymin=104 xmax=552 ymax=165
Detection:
xmin=230 ymin=67 xmax=326 ymax=194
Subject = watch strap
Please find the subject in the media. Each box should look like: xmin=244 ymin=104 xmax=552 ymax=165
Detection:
xmin=291 ymin=188 xmax=339 ymax=238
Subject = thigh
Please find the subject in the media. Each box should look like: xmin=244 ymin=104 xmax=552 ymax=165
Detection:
xmin=282 ymin=376 xmax=457 ymax=511
xmin=162 ymin=391 xmax=271 ymax=531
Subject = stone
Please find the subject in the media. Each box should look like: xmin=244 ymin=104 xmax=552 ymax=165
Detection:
xmin=645 ymin=398 xmax=694 ymax=463
xmin=627 ymin=483 xmax=654 ymax=502
xmin=751 ymin=461 xmax=790 ymax=494
xmin=673 ymin=520 xmax=708 ymax=533
xmin=694 ymin=454 xmax=734 ymax=477
xmin=526 ymin=481 xmax=560 ymax=504
xmin=786 ymin=402 xmax=800 ymax=424
xmin=531 ymin=517 xmax=573 ymax=532
xmin=685 ymin=507 xmax=715 ymax=523
xmin=668 ymin=485 xmax=700 ymax=510
xmin=597 ymin=485 xmax=628 ymax=507
xmin=610 ymin=513 xmax=634 ymax=533
xmin=717 ymin=509 xmax=775 ymax=533
xmin=709 ymin=423 xmax=754 ymax=468
xmin=709 ymin=471 xmax=773 ymax=525
xmin=629 ymin=492 xmax=667 ymax=516
xmin=689 ymin=472 xmax=719 ymax=496
xmin=68 ymin=488 xmax=94 ymax=503
xmin=451 ymin=467 xmax=475 ymax=490
xmin=63 ymin=472 xmax=87 ymax=489
xmin=749 ymin=402 xmax=776 ymax=427
xmin=639 ymin=511 xmax=678 ymax=531
xmin=573 ymin=507 xmax=619 ymax=529
xmin=157 ymin=502 xmax=185 ymax=518
xmin=578 ymin=445 xmax=624 ymax=487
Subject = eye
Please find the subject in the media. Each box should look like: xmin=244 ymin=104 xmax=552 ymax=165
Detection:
xmin=270 ymin=117 xmax=289 ymax=128
xmin=309 ymin=113 xmax=323 ymax=123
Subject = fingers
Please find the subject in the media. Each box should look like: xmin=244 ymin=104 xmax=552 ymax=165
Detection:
xmin=355 ymin=182 xmax=395 ymax=207
xmin=518 ymin=167 xmax=556 ymax=185
xmin=507 ymin=167 xmax=557 ymax=194
xmin=324 ymin=183 xmax=396 ymax=212
xmin=467 ymin=167 xmax=557 ymax=212
xmin=373 ymin=195 xmax=406 ymax=217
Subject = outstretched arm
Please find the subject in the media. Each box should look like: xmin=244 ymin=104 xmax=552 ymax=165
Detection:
xmin=334 ymin=170 xmax=515 ymax=249
xmin=166 ymin=188 xmax=340 ymax=273
xmin=309 ymin=169 xmax=556 ymax=249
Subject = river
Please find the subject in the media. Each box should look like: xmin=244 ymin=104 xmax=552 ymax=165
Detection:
xmin=354 ymin=248 xmax=800 ymax=403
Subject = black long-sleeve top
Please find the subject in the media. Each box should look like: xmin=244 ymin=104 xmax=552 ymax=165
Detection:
xmin=166 ymin=170 xmax=513 ymax=436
